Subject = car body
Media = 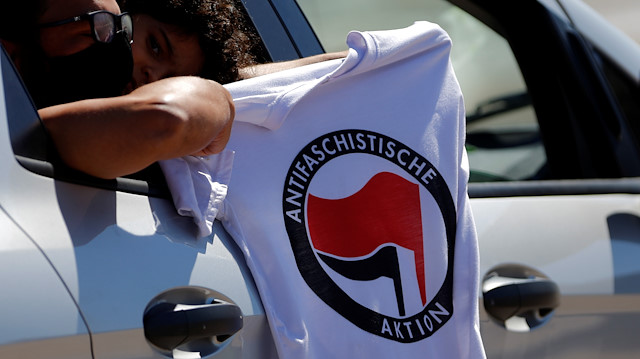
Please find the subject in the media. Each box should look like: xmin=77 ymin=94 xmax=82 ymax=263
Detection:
xmin=249 ymin=0 xmax=640 ymax=358
xmin=1 ymin=0 xmax=639 ymax=358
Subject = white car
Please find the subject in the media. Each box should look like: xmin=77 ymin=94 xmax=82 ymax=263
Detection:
xmin=268 ymin=0 xmax=640 ymax=357
xmin=1 ymin=0 xmax=640 ymax=358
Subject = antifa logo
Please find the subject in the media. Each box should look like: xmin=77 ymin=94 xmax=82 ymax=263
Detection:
xmin=282 ymin=129 xmax=457 ymax=343
xmin=308 ymin=172 xmax=428 ymax=316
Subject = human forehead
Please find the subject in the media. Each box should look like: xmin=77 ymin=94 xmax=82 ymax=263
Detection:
xmin=39 ymin=0 xmax=121 ymax=22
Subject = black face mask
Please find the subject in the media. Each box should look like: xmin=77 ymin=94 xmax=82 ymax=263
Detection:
xmin=24 ymin=31 xmax=133 ymax=108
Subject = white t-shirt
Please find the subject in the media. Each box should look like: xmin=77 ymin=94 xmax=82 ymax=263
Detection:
xmin=162 ymin=21 xmax=485 ymax=359
xmin=219 ymin=21 xmax=485 ymax=359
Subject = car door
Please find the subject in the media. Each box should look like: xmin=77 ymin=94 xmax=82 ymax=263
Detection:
xmin=0 ymin=45 xmax=277 ymax=358
xmin=0 ymin=171 xmax=91 ymax=358
xmin=247 ymin=0 xmax=640 ymax=357
xmin=0 ymin=47 xmax=92 ymax=359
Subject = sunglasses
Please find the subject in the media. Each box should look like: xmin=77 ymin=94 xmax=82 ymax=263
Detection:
xmin=39 ymin=10 xmax=133 ymax=44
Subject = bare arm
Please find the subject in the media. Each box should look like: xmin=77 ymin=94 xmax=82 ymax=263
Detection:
xmin=239 ymin=51 xmax=349 ymax=79
xmin=39 ymin=76 xmax=234 ymax=179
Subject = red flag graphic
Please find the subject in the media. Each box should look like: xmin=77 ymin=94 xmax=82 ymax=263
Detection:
xmin=307 ymin=172 xmax=427 ymax=305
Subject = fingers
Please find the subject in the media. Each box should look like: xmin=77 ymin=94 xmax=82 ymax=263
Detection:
xmin=191 ymin=113 xmax=234 ymax=157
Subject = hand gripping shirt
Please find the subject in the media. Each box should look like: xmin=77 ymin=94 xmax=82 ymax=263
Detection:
xmin=166 ymin=21 xmax=486 ymax=359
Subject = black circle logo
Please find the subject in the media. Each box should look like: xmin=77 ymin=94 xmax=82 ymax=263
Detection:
xmin=282 ymin=129 xmax=456 ymax=342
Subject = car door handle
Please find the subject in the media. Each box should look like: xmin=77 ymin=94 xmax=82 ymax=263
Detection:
xmin=144 ymin=300 xmax=243 ymax=351
xmin=482 ymin=264 xmax=560 ymax=328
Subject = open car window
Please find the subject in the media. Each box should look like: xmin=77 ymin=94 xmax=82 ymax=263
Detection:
xmin=1 ymin=45 xmax=169 ymax=198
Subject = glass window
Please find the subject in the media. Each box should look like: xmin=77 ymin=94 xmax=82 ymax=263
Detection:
xmin=297 ymin=0 xmax=545 ymax=182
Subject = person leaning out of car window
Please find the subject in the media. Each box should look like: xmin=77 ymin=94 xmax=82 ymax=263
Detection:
xmin=119 ymin=0 xmax=350 ymax=89
xmin=0 ymin=0 xmax=234 ymax=180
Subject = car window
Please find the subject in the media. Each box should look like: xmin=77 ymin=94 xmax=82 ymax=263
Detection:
xmin=296 ymin=0 xmax=544 ymax=182
xmin=1 ymin=45 xmax=169 ymax=197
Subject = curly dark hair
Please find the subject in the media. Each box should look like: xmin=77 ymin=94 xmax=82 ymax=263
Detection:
xmin=120 ymin=0 xmax=268 ymax=84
